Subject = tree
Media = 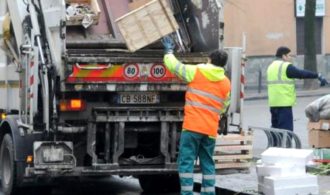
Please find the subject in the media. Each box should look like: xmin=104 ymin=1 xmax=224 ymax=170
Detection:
xmin=303 ymin=0 xmax=318 ymax=89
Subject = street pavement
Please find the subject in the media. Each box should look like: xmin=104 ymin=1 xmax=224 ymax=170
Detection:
xmin=195 ymin=86 xmax=330 ymax=195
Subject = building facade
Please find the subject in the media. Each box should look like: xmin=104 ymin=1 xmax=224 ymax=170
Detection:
xmin=223 ymin=0 xmax=330 ymax=89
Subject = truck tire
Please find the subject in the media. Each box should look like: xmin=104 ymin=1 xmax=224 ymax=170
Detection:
xmin=138 ymin=174 xmax=180 ymax=193
xmin=0 ymin=134 xmax=17 ymax=195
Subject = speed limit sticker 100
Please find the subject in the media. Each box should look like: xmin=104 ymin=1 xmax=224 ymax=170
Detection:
xmin=123 ymin=64 xmax=139 ymax=79
xmin=150 ymin=64 xmax=166 ymax=79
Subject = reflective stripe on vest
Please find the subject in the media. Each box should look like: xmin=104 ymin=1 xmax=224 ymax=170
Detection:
xmin=185 ymin=87 xmax=225 ymax=114
xmin=267 ymin=61 xmax=296 ymax=107
xmin=175 ymin=62 xmax=188 ymax=82
xmin=185 ymin=101 xmax=220 ymax=114
xmin=183 ymin=69 xmax=231 ymax=137
xmin=187 ymin=87 xmax=225 ymax=105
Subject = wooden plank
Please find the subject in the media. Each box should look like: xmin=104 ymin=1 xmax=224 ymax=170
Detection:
xmin=128 ymin=0 xmax=152 ymax=11
xmin=115 ymin=0 xmax=179 ymax=52
xmin=215 ymin=162 xmax=251 ymax=169
xmin=213 ymin=154 xmax=253 ymax=161
xmin=195 ymin=132 xmax=254 ymax=170
xmin=214 ymin=144 xmax=252 ymax=152
xmin=216 ymin=134 xmax=253 ymax=143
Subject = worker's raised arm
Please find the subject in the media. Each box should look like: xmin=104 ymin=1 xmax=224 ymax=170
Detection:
xmin=286 ymin=65 xmax=328 ymax=86
xmin=161 ymin=36 xmax=197 ymax=82
xmin=163 ymin=54 xmax=196 ymax=82
xmin=286 ymin=64 xmax=318 ymax=79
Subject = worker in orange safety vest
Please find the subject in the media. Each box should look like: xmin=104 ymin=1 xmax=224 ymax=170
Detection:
xmin=162 ymin=36 xmax=231 ymax=195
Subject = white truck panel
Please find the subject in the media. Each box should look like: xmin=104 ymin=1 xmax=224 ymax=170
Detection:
xmin=0 ymin=87 xmax=19 ymax=111
xmin=0 ymin=64 xmax=20 ymax=111
xmin=0 ymin=11 xmax=19 ymax=111
xmin=0 ymin=16 xmax=6 ymax=66
xmin=5 ymin=0 xmax=29 ymax=49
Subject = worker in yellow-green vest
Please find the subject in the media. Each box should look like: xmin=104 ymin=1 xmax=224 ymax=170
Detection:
xmin=162 ymin=36 xmax=231 ymax=195
xmin=267 ymin=46 xmax=328 ymax=146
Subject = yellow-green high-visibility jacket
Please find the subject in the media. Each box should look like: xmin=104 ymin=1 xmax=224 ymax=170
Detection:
xmin=163 ymin=54 xmax=231 ymax=137
xmin=267 ymin=60 xmax=296 ymax=107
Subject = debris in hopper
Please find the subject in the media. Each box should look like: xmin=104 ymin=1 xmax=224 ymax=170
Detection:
xmin=66 ymin=3 xmax=96 ymax=28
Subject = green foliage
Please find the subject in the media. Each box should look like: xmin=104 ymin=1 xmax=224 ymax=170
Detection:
xmin=309 ymin=163 xmax=330 ymax=175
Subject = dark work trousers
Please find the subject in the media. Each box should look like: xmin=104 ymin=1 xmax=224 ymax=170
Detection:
xmin=270 ymin=107 xmax=293 ymax=147
xmin=178 ymin=131 xmax=216 ymax=195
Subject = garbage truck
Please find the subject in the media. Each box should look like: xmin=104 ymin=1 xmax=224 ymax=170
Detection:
xmin=0 ymin=0 xmax=243 ymax=194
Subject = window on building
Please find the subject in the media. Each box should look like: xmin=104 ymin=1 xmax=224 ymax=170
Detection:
xmin=296 ymin=18 xmax=323 ymax=55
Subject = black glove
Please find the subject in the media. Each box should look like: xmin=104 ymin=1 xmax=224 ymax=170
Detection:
xmin=218 ymin=114 xmax=228 ymax=135
xmin=318 ymin=73 xmax=328 ymax=87
xmin=161 ymin=36 xmax=175 ymax=54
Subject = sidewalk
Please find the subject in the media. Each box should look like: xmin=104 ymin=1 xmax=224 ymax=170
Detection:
xmin=195 ymin=166 xmax=330 ymax=195
xmin=245 ymin=86 xmax=330 ymax=101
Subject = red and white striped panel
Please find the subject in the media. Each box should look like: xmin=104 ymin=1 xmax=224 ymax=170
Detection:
xmin=240 ymin=59 xmax=246 ymax=99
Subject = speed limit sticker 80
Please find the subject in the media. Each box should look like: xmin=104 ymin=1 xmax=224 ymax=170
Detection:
xmin=150 ymin=64 xmax=166 ymax=79
xmin=124 ymin=64 xmax=139 ymax=79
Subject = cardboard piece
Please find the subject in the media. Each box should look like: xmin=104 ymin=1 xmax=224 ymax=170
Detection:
xmin=308 ymin=129 xmax=330 ymax=148
xmin=308 ymin=120 xmax=330 ymax=130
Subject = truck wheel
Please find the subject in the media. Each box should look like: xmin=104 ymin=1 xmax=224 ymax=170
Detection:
xmin=0 ymin=134 xmax=17 ymax=195
xmin=138 ymin=174 xmax=180 ymax=192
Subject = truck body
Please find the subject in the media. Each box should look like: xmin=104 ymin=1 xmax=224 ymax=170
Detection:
xmin=0 ymin=0 xmax=243 ymax=194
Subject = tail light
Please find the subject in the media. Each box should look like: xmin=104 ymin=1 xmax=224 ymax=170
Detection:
xmin=0 ymin=113 xmax=6 ymax=120
xmin=26 ymin=155 xmax=33 ymax=164
xmin=60 ymin=99 xmax=86 ymax=111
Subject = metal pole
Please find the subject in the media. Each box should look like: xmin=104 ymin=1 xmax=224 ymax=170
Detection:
xmin=258 ymin=67 xmax=262 ymax=93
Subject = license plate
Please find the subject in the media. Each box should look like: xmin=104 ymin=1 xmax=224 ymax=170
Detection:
xmin=118 ymin=92 xmax=160 ymax=104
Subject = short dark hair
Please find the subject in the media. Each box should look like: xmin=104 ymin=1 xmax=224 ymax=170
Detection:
xmin=275 ymin=46 xmax=291 ymax=58
xmin=209 ymin=50 xmax=228 ymax=67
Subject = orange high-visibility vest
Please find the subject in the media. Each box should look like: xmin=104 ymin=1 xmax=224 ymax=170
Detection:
xmin=182 ymin=69 xmax=231 ymax=137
